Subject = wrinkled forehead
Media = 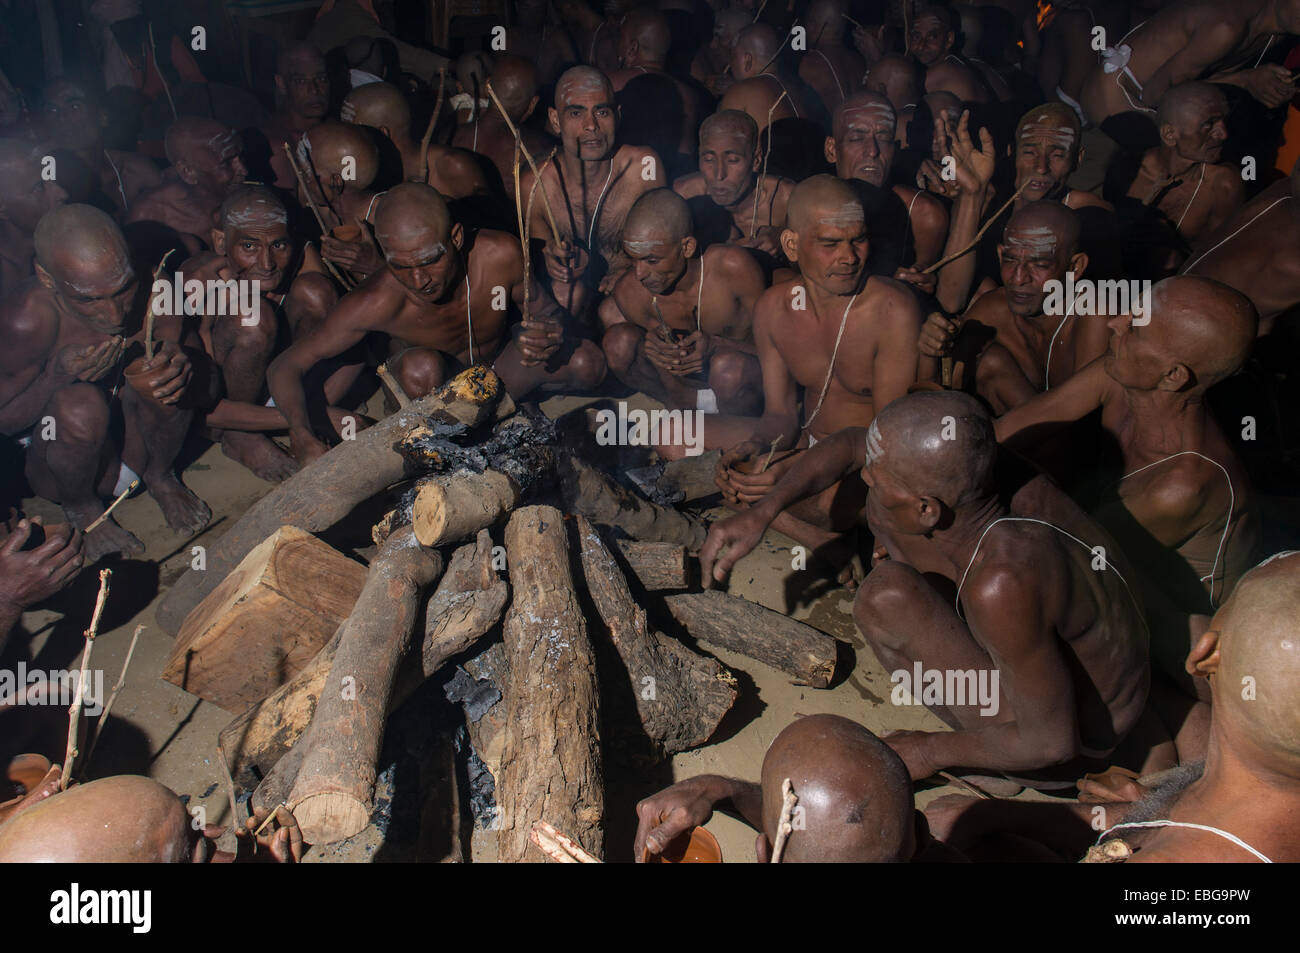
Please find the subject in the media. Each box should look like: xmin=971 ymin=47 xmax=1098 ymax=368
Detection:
xmin=1003 ymin=223 xmax=1062 ymax=254
xmin=377 ymin=214 xmax=449 ymax=254
xmin=225 ymin=199 xmax=289 ymax=234
xmin=836 ymin=101 xmax=896 ymax=136
xmin=1174 ymin=91 xmax=1228 ymax=125
xmin=913 ymin=14 xmax=947 ymax=34
xmin=556 ymin=76 xmax=614 ymax=108
xmin=701 ymin=124 xmax=754 ymax=153
xmin=1018 ymin=117 xmax=1077 ymax=150
xmin=55 ymin=246 xmax=134 ymax=293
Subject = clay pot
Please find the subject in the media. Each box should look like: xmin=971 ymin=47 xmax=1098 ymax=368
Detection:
xmin=332 ymin=224 xmax=362 ymax=242
xmin=123 ymin=354 xmax=170 ymax=405
xmin=643 ymin=826 xmax=723 ymax=863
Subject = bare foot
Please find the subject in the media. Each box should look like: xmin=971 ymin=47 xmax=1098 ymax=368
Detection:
xmin=64 ymin=503 xmax=145 ymax=561
xmin=221 ymin=431 xmax=299 ymax=483
xmin=148 ymin=475 xmax=212 ymax=535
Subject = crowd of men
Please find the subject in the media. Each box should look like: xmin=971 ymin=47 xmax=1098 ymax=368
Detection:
xmin=1 ymin=0 xmax=1299 ymax=863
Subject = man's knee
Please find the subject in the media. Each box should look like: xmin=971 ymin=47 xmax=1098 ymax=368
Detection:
xmin=43 ymin=383 xmax=110 ymax=446
xmin=393 ymin=348 xmax=448 ymax=398
xmin=707 ymin=348 xmax=753 ymax=402
xmin=565 ymin=339 xmax=607 ymax=390
xmin=601 ymin=322 xmax=644 ymax=375
xmin=854 ymin=560 xmax=920 ymax=648
xmin=215 ymin=309 xmax=277 ymax=360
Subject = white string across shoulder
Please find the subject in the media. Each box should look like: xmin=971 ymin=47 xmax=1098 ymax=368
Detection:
xmin=1182 ymin=196 xmax=1291 ymax=273
xmin=1097 ymin=820 xmax=1272 ymax=863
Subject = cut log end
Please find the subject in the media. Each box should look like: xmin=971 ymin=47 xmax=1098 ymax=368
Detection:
xmin=289 ymin=791 xmax=370 ymax=845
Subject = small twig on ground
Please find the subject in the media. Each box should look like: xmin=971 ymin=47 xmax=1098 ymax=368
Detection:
xmin=62 ymin=568 xmax=112 ymax=790
xmin=82 ymin=623 xmax=143 ymax=768
xmin=85 ymin=479 xmax=140 ymax=533
xmin=529 ymin=820 xmax=601 ymax=863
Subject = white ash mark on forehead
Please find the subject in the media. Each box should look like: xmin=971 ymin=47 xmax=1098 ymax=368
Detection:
xmin=1019 ymin=123 xmax=1076 ymax=149
xmin=384 ymin=241 xmax=446 ymax=263
xmin=842 ymin=103 xmax=896 ymax=127
xmin=226 ymin=198 xmax=288 ymax=227
xmin=1004 ymin=224 xmax=1059 ymax=254
xmin=623 ymin=239 xmax=667 ymax=254
xmin=818 ymin=202 xmax=865 ymax=228
xmin=864 ymin=417 xmax=885 ymax=465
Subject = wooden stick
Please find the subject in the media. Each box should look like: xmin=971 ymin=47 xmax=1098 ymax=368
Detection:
xmin=376 ymin=362 xmax=411 ymax=408
xmin=529 ymin=820 xmax=601 ymax=863
xmin=484 ymin=81 xmax=562 ymax=246
xmin=752 ymin=0 xmax=768 ymax=23
xmin=751 ymin=90 xmax=788 ymax=240
xmin=143 ymin=249 xmax=175 ymax=362
xmin=938 ymin=770 xmax=996 ymax=800
xmin=757 ymin=436 xmax=782 ymax=474
xmin=921 ymin=179 xmax=1032 ymax=276
xmin=757 ymin=20 xmax=798 ymax=76
xmin=216 ymin=740 xmax=242 ymax=834
xmin=842 ymin=12 xmax=864 ymax=29
xmin=148 ymin=22 xmax=178 ymax=121
xmin=419 ymin=67 xmax=448 ymax=185
xmin=253 ymin=802 xmax=287 ymax=837
xmin=61 ymin=568 xmax=111 ymax=790
xmin=85 ymin=479 xmax=139 ymax=533
xmin=770 ymin=777 xmax=798 ymax=863
xmin=82 ymin=623 xmax=142 ymax=768
xmin=283 ymin=143 xmax=354 ymax=290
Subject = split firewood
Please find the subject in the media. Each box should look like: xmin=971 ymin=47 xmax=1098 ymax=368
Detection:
xmin=611 ymin=539 xmax=691 ymax=591
xmin=576 ymin=517 xmax=736 ymax=757
xmin=157 ymin=367 xmax=503 ymax=636
xmin=284 ymin=526 xmax=442 ymax=845
xmin=162 ymin=526 xmax=367 ymax=712
xmin=529 ymin=820 xmax=601 ymax=863
xmin=560 ymin=453 xmax=708 ymax=551
xmin=662 ymin=590 xmax=839 ymax=688
xmin=495 ymin=506 xmax=604 ymax=863
xmin=421 ymin=529 xmax=509 ymax=677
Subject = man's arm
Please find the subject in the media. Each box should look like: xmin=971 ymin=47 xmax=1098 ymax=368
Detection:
xmin=994 ymin=356 xmax=1110 ymax=447
xmin=633 ymin=774 xmax=762 ymax=862
xmin=867 ymin=281 xmax=923 ymax=410
xmin=1142 ymin=19 xmax=1244 ymax=106
xmin=748 ymin=290 xmax=802 ymax=449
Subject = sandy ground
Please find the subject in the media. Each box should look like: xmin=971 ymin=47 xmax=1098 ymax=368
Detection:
xmin=5 ymin=388 xmax=982 ymax=864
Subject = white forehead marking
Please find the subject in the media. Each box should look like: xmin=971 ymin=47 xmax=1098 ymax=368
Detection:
xmin=818 ymin=203 xmax=865 ymax=228
xmin=226 ymin=198 xmax=288 ymax=228
xmin=864 ymin=418 xmax=885 ymax=465
xmin=1004 ymin=224 xmax=1058 ymax=253
xmin=623 ymin=239 xmax=667 ymax=254
xmin=1020 ymin=122 xmax=1076 ymax=149
xmin=385 ymin=241 xmax=445 ymax=262
xmin=842 ymin=102 xmax=896 ymax=128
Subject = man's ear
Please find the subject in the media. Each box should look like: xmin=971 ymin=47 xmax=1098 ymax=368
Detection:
xmin=1070 ymin=251 xmax=1089 ymax=278
xmin=175 ymin=159 xmax=199 ymax=186
xmin=681 ymin=235 xmax=698 ymax=259
xmin=522 ymin=94 xmax=539 ymax=122
xmin=779 ymin=227 xmax=798 ymax=262
xmin=754 ymin=831 xmax=772 ymax=863
xmin=1159 ymin=122 xmax=1177 ymax=148
xmin=379 ymin=124 xmax=393 ymax=141
xmin=450 ymin=221 xmax=465 ymax=250
xmin=548 ymin=106 xmax=561 ymax=136
xmin=1186 ymin=627 xmax=1221 ymax=679
xmin=743 ymin=51 xmax=754 ymax=75
xmin=275 ymin=75 xmax=287 ymax=100
xmin=1158 ymin=362 xmax=1193 ymax=392
xmin=917 ymin=494 xmax=943 ymax=532
xmin=824 ymin=136 xmax=837 ymax=165
xmin=211 ymin=229 xmax=226 ymax=254
xmin=35 ymin=262 xmax=55 ymax=291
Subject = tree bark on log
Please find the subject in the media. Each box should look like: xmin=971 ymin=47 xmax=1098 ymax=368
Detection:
xmin=422 ymin=529 xmax=509 ymax=676
xmin=662 ymin=590 xmax=839 ymax=688
xmin=284 ymin=527 xmax=442 ymax=845
xmin=559 ymin=453 xmax=708 ymax=551
xmin=156 ymin=367 xmax=502 ymax=635
xmin=411 ymin=470 xmax=519 ymax=547
xmin=495 ymin=506 xmax=604 ymax=863
xmin=575 ymin=518 xmax=736 ymax=756
xmin=611 ymin=539 xmax=691 ymax=591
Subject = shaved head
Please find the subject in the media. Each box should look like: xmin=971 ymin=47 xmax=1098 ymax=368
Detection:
xmin=343 ymin=82 xmax=412 ymax=139
xmin=374 ymin=181 xmax=451 ymax=246
xmin=865 ymin=54 xmax=923 ymax=111
xmin=1003 ymin=200 xmax=1081 ymax=259
xmin=555 ymin=65 xmax=614 ymax=107
xmin=1157 ymin=81 xmax=1226 ymax=131
xmin=624 ymin=188 xmax=693 ymax=245
xmin=620 ymin=9 xmax=672 ymax=65
xmin=34 ymin=203 xmax=130 ymax=281
xmin=787 ymin=174 xmax=864 ymax=233
xmin=301 ymin=121 xmax=380 ymax=190
xmin=0 ymin=776 xmax=190 ymax=862
xmin=276 ymin=41 xmax=325 ymax=79
xmin=1016 ymin=102 xmax=1082 ymax=157
xmin=1210 ymin=551 xmax=1300 ymax=770
xmin=488 ymin=55 xmax=539 ymax=122
xmin=164 ymin=117 xmax=233 ymax=166
xmin=700 ymin=109 xmax=758 ymax=155
xmin=870 ymin=391 xmax=998 ymax=507
xmin=760 ymin=715 xmax=915 ymax=862
xmin=220 ymin=183 xmax=288 ymax=232
xmin=1144 ymin=277 xmax=1257 ymax=388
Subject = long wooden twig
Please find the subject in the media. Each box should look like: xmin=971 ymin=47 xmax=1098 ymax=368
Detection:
xmin=938 ymin=770 xmax=996 ymax=800
xmin=85 ymin=479 xmax=140 ymax=533
xmin=143 ymin=249 xmax=176 ymax=362
xmin=484 ymin=80 xmax=562 ymax=246
xmin=376 ymin=362 xmax=411 ymax=408
xmin=751 ymin=90 xmax=788 ymax=239
xmin=147 ymin=22 xmax=178 ymax=121
xmin=82 ymin=623 xmax=143 ymax=768
xmin=282 ymin=143 xmax=354 ymax=290
xmin=770 ymin=777 xmax=798 ymax=863
xmin=921 ymin=179 xmax=1032 ymax=276
xmin=529 ymin=820 xmax=601 ymax=863
xmin=61 ymin=568 xmax=111 ymax=790
xmin=419 ymin=67 xmax=448 ymax=185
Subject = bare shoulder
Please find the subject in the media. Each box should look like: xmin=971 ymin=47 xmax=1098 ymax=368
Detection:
xmin=673 ymin=171 xmax=705 ymax=197
xmin=1067 ymin=189 xmax=1113 ymax=212
xmin=964 ymin=519 xmax=1064 ymax=608
xmin=706 ymin=242 xmax=761 ymax=279
xmin=471 ymin=228 xmax=525 ymax=273
xmin=340 ymin=269 xmax=407 ymax=328
xmin=754 ymin=279 xmax=796 ymax=333
xmin=287 ymin=270 xmax=336 ymax=311
xmin=0 ymin=282 xmax=58 ymax=357
xmin=863 ymin=275 xmax=922 ymax=324
xmin=1130 ymin=451 xmax=1227 ymax=521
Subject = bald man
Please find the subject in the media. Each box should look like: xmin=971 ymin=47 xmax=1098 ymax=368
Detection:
xmin=797 ymin=0 xmax=867 ymax=117
xmin=714 ymin=175 xmax=922 ymax=560
xmin=519 ymin=67 xmax=664 ymax=317
xmin=40 ymin=78 xmax=162 ymax=216
xmin=608 ymin=9 xmax=701 ymax=158
xmin=1181 ymin=157 xmax=1300 ymax=336
xmin=824 ymin=92 xmax=949 ymax=273
xmin=634 ymin=715 xmax=958 ymax=862
xmin=181 ymin=185 xmax=340 ymax=482
xmin=919 ymin=202 xmax=1108 ymax=412
xmin=452 ymin=56 xmax=549 ymax=192
xmin=0 ymin=205 xmax=209 ymax=560
xmin=864 ymin=53 xmax=923 ymax=116
xmin=998 ymin=277 xmax=1261 ymax=690
xmin=601 ymin=190 xmax=766 ymax=429
xmin=128 ymin=118 xmax=248 ymax=245
xmin=1115 ymin=83 xmax=1243 ymax=251
xmin=0 ymin=139 xmax=67 ymax=299
xmin=345 ymin=82 xmax=488 ymax=197
xmin=294 ymin=121 xmax=386 ymax=286
xmin=908 ymin=7 xmax=990 ymax=104
xmin=720 ymin=24 xmax=814 ymax=130
xmin=704 ymin=391 xmax=1152 ymax=784
xmin=0 ymin=774 xmax=303 ymax=863
xmin=691 ymin=7 xmax=750 ymax=96
xmin=258 ymin=43 xmax=330 ymax=190
xmin=672 ymin=110 xmax=795 ymax=256
xmin=1078 ymin=0 xmax=1300 ymax=130
xmin=268 ymin=183 xmax=604 ymax=464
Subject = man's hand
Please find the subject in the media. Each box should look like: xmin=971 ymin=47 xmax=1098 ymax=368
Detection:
xmin=633 ymin=775 xmax=724 ymax=862
xmin=320 ymin=234 xmax=384 ymax=279
xmin=289 ymin=427 xmax=329 ymax=466
xmin=895 ymin=266 xmax=938 ymax=296
xmin=917 ymin=158 xmax=960 ymax=199
xmin=517 ymin=311 xmax=564 ymax=366
xmin=698 ymin=506 xmax=771 ymax=588
xmin=714 ymin=439 xmax=763 ymax=501
xmin=644 ymin=326 xmax=685 ymax=374
xmin=945 ymin=110 xmax=997 ymax=196
xmin=918 ymin=311 xmax=958 ymax=358
xmin=57 ymin=337 xmax=125 ymax=383
xmin=1077 ymin=766 xmax=1146 ymax=805
xmin=1228 ymin=65 xmax=1296 ymax=109
xmin=672 ymin=330 xmax=713 ymax=377
xmin=133 ymin=340 xmax=192 ymax=404
xmin=542 ymin=240 xmax=588 ymax=283
xmin=0 ymin=517 xmax=84 ymax=611
xmin=880 ymin=728 xmax=939 ymax=781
